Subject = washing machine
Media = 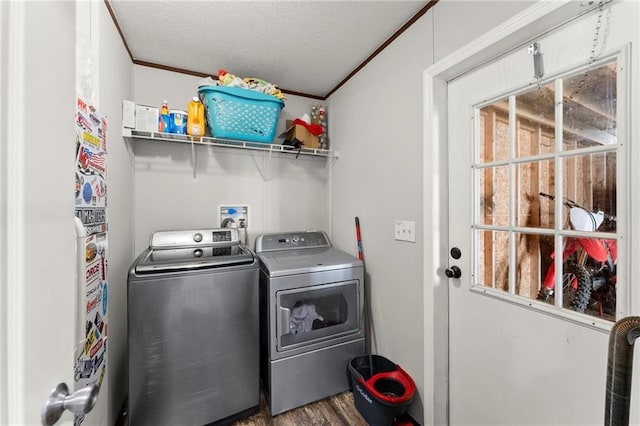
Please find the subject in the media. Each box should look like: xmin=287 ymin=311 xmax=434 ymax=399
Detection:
xmin=127 ymin=228 xmax=259 ymax=426
xmin=255 ymin=230 xmax=365 ymax=415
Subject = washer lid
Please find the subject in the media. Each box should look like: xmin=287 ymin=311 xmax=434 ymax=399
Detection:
xmin=135 ymin=243 xmax=254 ymax=274
xmin=257 ymin=246 xmax=361 ymax=276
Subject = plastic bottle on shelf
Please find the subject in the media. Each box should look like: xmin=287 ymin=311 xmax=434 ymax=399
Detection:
xmin=158 ymin=100 xmax=171 ymax=133
xmin=169 ymin=110 xmax=187 ymax=134
xmin=187 ymin=97 xmax=205 ymax=137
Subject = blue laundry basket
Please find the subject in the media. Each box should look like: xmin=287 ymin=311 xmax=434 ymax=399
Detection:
xmin=198 ymin=85 xmax=284 ymax=143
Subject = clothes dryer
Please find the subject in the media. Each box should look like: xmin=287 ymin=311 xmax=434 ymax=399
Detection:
xmin=255 ymin=231 xmax=365 ymax=415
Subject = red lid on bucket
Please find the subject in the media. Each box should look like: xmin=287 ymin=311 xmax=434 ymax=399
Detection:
xmin=358 ymin=365 xmax=416 ymax=404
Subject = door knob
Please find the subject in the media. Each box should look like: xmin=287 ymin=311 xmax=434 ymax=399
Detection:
xmin=445 ymin=266 xmax=462 ymax=279
xmin=41 ymin=383 xmax=99 ymax=425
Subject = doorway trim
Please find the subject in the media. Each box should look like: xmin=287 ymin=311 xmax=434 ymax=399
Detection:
xmin=421 ymin=1 xmax=605 ymax=424
xmin=1 ymin=1 xmax=27 ymax=424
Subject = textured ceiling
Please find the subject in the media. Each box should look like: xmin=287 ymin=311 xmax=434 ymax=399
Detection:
xmin=108 ymin=1 xmax=430 ymax=98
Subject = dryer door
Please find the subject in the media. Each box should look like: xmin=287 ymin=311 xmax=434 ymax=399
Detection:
xmin=276 ymin=280 xmax=360 ymax=352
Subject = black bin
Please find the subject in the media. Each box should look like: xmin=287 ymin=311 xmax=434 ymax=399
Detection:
xmin=348 ymin=355 xmax=416 ymax=426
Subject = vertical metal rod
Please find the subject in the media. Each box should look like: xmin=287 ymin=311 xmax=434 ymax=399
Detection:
xmin=508 ymin=95 xmax=516 ymax=295
xmin=554 ymin=78 xmax=564 ymax=307
xmin=191 ymin=139 xmax=196 ymax=180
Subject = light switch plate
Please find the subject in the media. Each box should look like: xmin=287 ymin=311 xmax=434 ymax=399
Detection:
xmin=394 ymin=220 xmax=416 ymax=243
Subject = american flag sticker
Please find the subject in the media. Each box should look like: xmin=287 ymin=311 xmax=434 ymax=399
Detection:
xmin=88 ymin=152 xmax=106 ymax=174
xmin=79 ymin=147 xmax=106 ymax=176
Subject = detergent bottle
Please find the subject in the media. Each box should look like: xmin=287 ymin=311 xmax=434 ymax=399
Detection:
xmin=187 ymin=97 xmax=205 ymax=137
xmin=158 ymin=100 xmax=171 ymax=132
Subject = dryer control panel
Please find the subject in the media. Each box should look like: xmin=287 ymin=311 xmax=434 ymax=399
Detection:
xmin=255 ymin=231 xmax=330 ymax=252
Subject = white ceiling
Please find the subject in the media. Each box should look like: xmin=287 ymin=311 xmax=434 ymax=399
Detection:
xmin=107 ymin=0 xmax=431 ymax=98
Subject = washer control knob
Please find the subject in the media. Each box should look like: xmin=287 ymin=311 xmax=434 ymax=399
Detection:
xmin=291 ymin=235 xmax=299 ymax=244
xmin=193 ymin=233 xmax=203 ymax=243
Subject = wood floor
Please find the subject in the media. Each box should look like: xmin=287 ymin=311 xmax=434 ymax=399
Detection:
xmin=232 ymin=391 xmax=368 ymax=426
xmin=117 ymin=391 xmax=367 ymax=426
xmin=117 ymin=391 xmax=419 ymax=425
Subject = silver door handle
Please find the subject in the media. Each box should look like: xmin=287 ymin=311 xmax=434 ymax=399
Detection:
xmin=41 ymin=383 xmax=99 ymax=425
xmin=278 ymin=306 xmax=291 ymax=337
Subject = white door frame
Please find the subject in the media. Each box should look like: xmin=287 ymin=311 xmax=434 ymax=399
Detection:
xmin=421 ymin=1 xmax=613 ymax=424
xmin=1 ymin=1 xmax=28 ymax=423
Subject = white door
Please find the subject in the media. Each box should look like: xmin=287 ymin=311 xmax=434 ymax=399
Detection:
xmin=447 ymin=2 xmax=633 ymax=425
xmin=1 ymin=2 xmax=103 ymax=425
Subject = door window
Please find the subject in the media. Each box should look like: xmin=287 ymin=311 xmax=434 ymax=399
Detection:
xmin=276 ymin=280 xmax=359 ymax=351
xmin=474 ymin=58 xmax=620 ymax=321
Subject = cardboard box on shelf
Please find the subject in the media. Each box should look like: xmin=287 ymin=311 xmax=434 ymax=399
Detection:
xmin=282 ymin=120 xmax=320 ymax=149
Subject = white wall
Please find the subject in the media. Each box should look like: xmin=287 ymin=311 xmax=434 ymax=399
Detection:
xmin=328 ymin=15 xmax=433 ymax=422
xmin=432 ymin=0 xmax=535 ymax=62
xmin=131 ymin=66 xmax=330 ymax=254
xmin=95 ymin=2 xmax=134 ymax=424
xmin=328 ymin=1 xmax=532 ymax=423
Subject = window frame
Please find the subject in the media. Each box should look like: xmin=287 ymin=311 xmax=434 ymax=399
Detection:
xmin=468 ymin=48 xmax=629 ymax=330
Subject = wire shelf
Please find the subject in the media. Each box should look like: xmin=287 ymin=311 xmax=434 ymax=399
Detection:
xmin=123 ymin=129 xmax=338 ymax=159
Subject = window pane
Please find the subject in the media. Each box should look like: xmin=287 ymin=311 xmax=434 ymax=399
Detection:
xmin=478 ymin=103 xmax=509 ymax=163
xmin=516 ymin=160 xmax=555 ymax=229
xmin=561 ymin=238 xmax=617 ymax=321
xmin=562 ymin=153 xmax=617 ymax=232
xmin=563 ymin=61 xmax=617 ymax=150
xmin=515 ymin=83 xmax=555 ymax=158
xmin=478 ymin=230 xmax=509 ymax=292
xmin=536 ymin=235 xmax=556 ymax=303
xmin=514 ymin=232 xmax=547 ymax=300
xmin=478 ymin=165 xmax=509 ymax=227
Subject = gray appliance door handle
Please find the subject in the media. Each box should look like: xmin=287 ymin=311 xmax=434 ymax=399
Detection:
xmin=278 ymin=306 xmax=291 ymax=337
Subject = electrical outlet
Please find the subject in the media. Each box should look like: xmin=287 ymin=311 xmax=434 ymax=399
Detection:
xmin=394 ymin=220 xmax=416 ymax=243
